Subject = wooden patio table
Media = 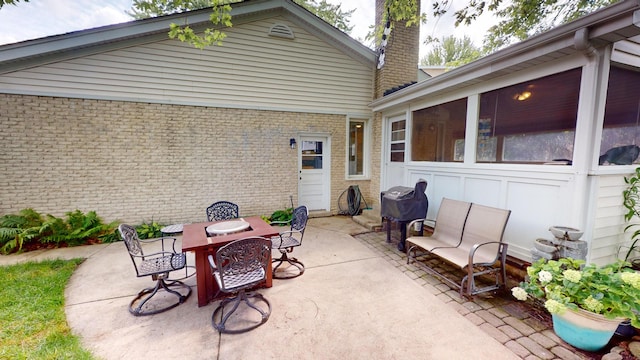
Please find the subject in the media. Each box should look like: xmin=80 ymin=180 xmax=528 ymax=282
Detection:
xmin=182 ymin=216 xmax=279 ymax=307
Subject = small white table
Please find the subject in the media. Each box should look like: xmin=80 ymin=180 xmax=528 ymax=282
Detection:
xmin=161 ymin=223 xmax=196 ymax=280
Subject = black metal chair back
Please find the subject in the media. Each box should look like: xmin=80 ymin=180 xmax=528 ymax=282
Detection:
xmin=215 ymin=236 xmax=271 ymax=291
xmin=119 ymin=224 xmax=146 ymax=276
xmin=290 ymin=205 xmax=308 ymax=240
xmin=117 ymin=224 xmax=191 ymax=316
xmin=271 ymin=205 xmax=308 ymax=279
xmin=209 ymin=236 xmax=272 ymax=333
xmin=206 ymin=201 xmax=239 ymax=221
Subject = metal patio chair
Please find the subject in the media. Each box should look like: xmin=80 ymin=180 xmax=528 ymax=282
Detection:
xmin=118 ymin=224 xmax=192 ymax=316
xmin=206 ymin=200 xmax=239 ymax=221
xmin=271 ymin=205 xmax=308 ymax=279
xmin=208 ymin=236 xmax=272 ymax=334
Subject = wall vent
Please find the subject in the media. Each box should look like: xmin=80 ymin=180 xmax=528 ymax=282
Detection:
xmin=269 ymin=24 xmax=295 ymax=39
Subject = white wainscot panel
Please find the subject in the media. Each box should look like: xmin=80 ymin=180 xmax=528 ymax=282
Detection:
xmin=464 ymin=177 xmax=502 ymax=207
xmin=504 ymin=181 xmax=568 ymax=261
xmin=408 ymin=172 xmax=462 ymax=220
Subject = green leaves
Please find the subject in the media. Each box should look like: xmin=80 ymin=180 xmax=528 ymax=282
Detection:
xmin=295 ymin=0 xmax=355 ymax=34
xmin=514 ymin=258 xmax=640 ymax=327
xmin=0 ymin=0 xmax=29 ymax=9
xmin=135 ymin=220 xmax=166 ymax=239
xmin=132 ymin=0 xmax=355 ymax=50
xmin=167 ymin=2 xmax=232 ymax=49
xmin=270 ymin=207 xmax=294 ymax=224
xmin=622 ymin=167 xmax=640 ymax=262
xmin=0 ymin=209 xmax=117 ymax=254
xmin=420 ymin=35 xmax=483 ymax=67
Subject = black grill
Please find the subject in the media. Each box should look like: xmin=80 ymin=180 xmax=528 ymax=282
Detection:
xmin=380 ymin=179 xmax=428 ymax=251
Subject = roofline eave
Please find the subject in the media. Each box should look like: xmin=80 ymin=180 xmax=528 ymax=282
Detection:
xmin=0 ymin=0 xmax=375 ymax=70
xmin=370 ymin=0 xmax=640 ymax=112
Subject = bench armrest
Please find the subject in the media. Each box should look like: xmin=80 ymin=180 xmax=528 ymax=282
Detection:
xmin=407 ymin=218 xmax=425 ymax=229
xmin=469 ymin=242 xmax=508 ymax=265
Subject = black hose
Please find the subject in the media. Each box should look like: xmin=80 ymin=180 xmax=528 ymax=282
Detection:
xmin=347 ymin=185 xmax=362 ymax=216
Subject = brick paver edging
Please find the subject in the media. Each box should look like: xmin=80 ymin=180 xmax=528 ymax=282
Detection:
xmin=353 ymin=231 xmax=605 ymax=360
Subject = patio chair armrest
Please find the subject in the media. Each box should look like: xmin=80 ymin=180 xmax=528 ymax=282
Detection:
xmin=270 ymin=220 xmax=291 ymax=226
xmin=139 ymin=236 xmax=178 ymax=252
xmin=208 ymin=254 xmax=217 ymax=271
xmin=135 ymin=250 xmax=180 ymax=260
xmin=278 ymin=230 xmax=302 ymax=237
xmin=139 ymin=237 xmax=164 ymax=244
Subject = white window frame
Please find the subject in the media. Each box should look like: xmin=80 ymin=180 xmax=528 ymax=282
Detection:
xmin=345 ymin=116 xmax=371 ymax=180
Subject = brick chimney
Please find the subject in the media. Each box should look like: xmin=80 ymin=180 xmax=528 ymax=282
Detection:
xmin=374 ymin=0 xmax=420 ymax=99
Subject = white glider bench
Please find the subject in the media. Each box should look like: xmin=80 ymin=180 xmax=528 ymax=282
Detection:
xmin=405 ymin=198 xmax=511 ymax=297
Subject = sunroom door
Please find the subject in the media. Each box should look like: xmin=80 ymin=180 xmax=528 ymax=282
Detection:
xmin=383 ymin=115 xmax=406 ymax=190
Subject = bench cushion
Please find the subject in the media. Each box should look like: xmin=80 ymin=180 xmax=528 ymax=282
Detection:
xmin=456 ymin=203 xmax=511 ymax=260
xmin=406 ymin=198 xmax=471 ymax=250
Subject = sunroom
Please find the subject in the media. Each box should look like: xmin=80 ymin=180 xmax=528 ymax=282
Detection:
xmin=371 ymin=1 xmax=640 ymax=265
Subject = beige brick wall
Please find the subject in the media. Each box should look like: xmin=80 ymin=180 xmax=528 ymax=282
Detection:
xmin=369 ymin=0 xmax=421 ymax=206
xmin=374 ymin=1 xmax=420 ymax=98
xmin=0 ymin=94 xmax=364 ymax=224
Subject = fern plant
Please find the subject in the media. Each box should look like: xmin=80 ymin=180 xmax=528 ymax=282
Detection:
xmin=0 ymin=209 xmax=45 ymax=254
xmin=39 ymin=210 xmax=117 ymax=246
xmin=0 ymin=209 xmax=118 ymax=254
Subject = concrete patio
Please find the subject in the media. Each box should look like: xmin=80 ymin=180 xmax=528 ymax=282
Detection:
xmin=1 ymin=216 xmax=605 ymax=359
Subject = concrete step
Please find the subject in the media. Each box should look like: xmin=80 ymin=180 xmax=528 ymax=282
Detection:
xmin=352 ymin=206 xmax=382 ymax=231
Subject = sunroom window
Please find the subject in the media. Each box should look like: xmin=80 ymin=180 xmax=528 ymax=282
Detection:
xmin=477 ymin=68 xmax=582 ymax=163
xmin=600 ymin=65 xmax=640 ymax=165
xmin=411 ymin=98 xmax=467 ymax=162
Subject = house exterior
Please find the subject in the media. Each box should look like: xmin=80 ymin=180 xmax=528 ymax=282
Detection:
xmin=370 ymin=0 xmax=640 ymax=265
xmin=0 ymin=0 xmax=378 ymax=224
xmin=3 ymin=0 xmax=640 ymax=266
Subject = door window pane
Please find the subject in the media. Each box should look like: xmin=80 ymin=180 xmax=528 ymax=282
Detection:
xmin=390 ymin=120 xmax=405 ymax=162
xmin=302 ymin=141 xmax=323 ymax=169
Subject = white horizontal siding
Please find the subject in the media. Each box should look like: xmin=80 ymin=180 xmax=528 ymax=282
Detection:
xmin=0 ymin=15 xmax=374 ymax=115
xmin=590 ymin=174 xmax=633 ymax=265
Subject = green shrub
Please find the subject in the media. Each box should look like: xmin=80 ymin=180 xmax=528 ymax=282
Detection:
xmin=0 ymin=208 xmax=45 ymax=254
xmin=99 ymin=229 xmax=121 ymax=243
xmin=135 ymin=220 xmax=165 ymax=239
xmin=268 ymin=207 xmax=293 ymax=225
xmin=0 ymin=209 xmax=118 ymax=254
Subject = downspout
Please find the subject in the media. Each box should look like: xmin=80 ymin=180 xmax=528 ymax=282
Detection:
xmin=574 ymin=28 xmax=598 ymax=58
xmin=573 ymin=26 xmax=604 ymax=262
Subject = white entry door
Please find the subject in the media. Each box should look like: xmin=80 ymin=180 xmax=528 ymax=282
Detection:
xmin=383 ymin=115 xmax=407 ymax=190
xmin=298 ymin=135 xmax=331 ymax=211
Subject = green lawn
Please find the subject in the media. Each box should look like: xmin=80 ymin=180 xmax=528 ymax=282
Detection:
xmin=0 ymin=259 xmax=94 ymax=359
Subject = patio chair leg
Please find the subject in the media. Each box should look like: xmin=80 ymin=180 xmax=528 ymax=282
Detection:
xmin=129 ymin=278 xmax=192 ymax=316
xmin=272 ymin=250 xmax=305 ymax=279
xmin=212 ymin=290 xmax=271 ymax=334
